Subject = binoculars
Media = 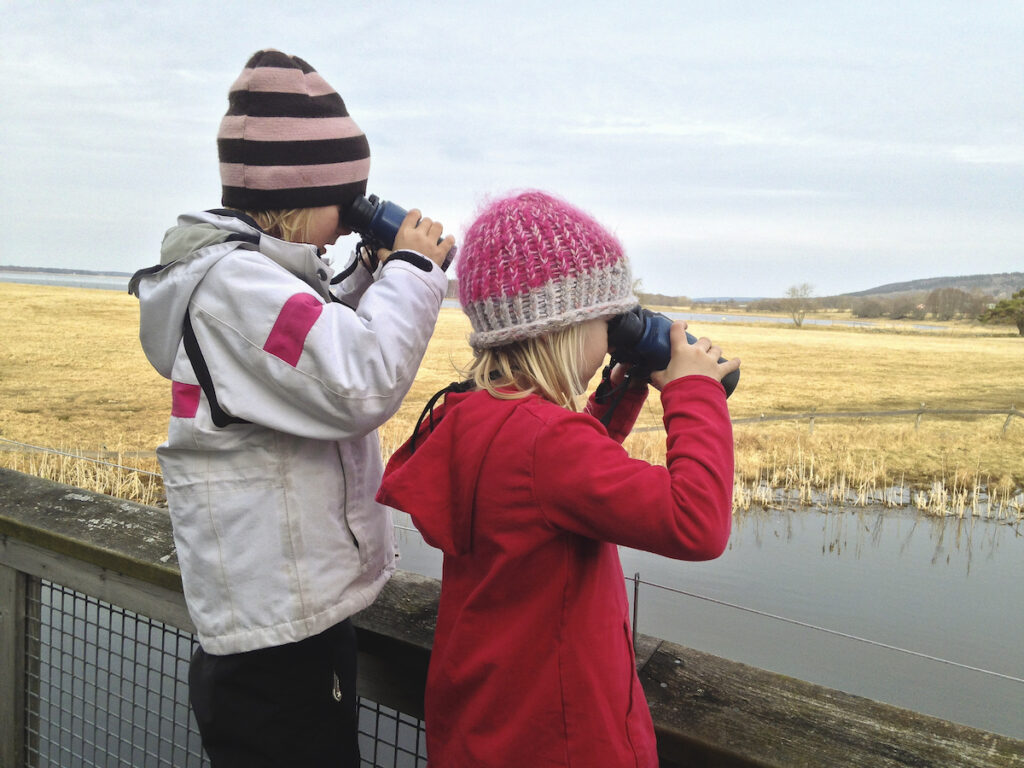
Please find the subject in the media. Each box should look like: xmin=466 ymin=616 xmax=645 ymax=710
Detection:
xmin=342 ymin=194 xmax=455 ymax=270
xmin=607 ymin=306 xmax=739 ymax=398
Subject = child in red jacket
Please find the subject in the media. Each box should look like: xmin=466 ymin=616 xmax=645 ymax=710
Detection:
xmin=377 ymin=190 xmax=740 ymax=767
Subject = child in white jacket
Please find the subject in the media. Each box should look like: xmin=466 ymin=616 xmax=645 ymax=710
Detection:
xmin=130 ymin=49 xmax=453 ymax=767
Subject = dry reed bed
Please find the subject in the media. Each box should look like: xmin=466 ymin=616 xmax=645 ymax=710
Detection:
xmin=1 ymin=283 xmax=1021 ymax=519
xmin=2 ymin=447 xmax=164 ymax=508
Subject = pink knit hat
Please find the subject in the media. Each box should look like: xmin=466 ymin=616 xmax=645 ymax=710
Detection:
xmin=457 ymin=191 xmax=637 ymax=349
xmin=217 ymin=49 xmax=370 ymax=212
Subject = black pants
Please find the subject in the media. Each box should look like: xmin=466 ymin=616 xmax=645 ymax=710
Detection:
xmin=189 ymin=620 xmax=360 ymax=767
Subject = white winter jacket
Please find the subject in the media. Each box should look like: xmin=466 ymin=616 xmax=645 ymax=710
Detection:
xmin=131 ymin=209 xmax=447 ymax=654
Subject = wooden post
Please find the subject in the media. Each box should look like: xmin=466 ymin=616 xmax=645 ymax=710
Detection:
xmin=0 ymin=563 xmax=27 ymax=768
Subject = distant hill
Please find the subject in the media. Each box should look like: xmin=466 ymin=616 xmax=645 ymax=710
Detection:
xmin=838 ymin=272 xmax=1024 ymax=300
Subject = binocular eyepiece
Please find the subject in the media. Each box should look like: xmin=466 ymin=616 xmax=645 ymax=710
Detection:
xmin=607 ymin=306 xmax=739 ymax=398
xmin=342 ymin=194 xmax=455 ymax=270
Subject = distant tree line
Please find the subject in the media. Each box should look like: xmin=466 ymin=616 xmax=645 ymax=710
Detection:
xmin=636 ymin=291 xmax=692 ymax=307
xmin=748 ymin=287 xmax=996 ymax=322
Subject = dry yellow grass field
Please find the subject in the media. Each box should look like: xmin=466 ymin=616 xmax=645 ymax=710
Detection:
xmin=1 ymin=282 xmax=1021 ymax=516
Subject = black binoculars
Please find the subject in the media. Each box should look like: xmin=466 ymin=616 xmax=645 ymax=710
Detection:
xmin=342 ymin=195 xmax=455 ymax=270
xmin=607 ymin=306 xmax=739 ymax=398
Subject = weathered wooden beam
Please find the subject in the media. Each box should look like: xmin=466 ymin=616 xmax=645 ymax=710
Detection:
xmin=0 ymin=469 xmax=181 ymax=592
xmin=642 ymin=642 xmax=1023 ymax=767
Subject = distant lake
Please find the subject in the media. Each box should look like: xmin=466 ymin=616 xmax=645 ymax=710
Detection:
xmin=0 ymin=269 xmax=130 ymax=291
xmin=663 ymin=309 xmax=876 ymax=328
xmin=659 ymin=309 xmax=948 ymax=332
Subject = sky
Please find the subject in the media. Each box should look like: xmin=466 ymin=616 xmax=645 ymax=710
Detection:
xmin=1 ymin=1 xmax=1022 ymax=299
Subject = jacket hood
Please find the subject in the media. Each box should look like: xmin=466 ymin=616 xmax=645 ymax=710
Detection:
xmin=377 ymin=387 xmax=518 ymax=556
xmin=129 ymin=210 xmax=327 ymax=379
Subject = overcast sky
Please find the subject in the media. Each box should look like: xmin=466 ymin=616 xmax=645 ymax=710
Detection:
xmin=2 ymin=1 xmax=1021 ymax=298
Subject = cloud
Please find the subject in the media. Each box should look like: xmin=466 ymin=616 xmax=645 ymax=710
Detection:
xmin=1 ymin=1 xmax=1022 ymax=299
xmin=950 ymin=145 xmax=1024 ymax=167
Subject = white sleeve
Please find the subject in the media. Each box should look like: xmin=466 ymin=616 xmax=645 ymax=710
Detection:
xmin=187 ymin=249 xmax=447 ymax=440
xmin=329 ymin=249 xmax=375 ymax=306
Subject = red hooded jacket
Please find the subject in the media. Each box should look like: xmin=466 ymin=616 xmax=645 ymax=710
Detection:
xmin=377 ymin=375 xmax=734 ymax=767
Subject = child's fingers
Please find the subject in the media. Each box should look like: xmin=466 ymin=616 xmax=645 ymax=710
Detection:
xmin=426 ymin=220 xmax=445 ymax=239
xmin=402 ymin=209 xmax=422 ymax=230
xmin=720 ymin=357 xmax=741 ymax=375
xmin=393 ymin=209 xmax=456 ymax=267
xmin=669 ymin=321 xmax=691 ymax=350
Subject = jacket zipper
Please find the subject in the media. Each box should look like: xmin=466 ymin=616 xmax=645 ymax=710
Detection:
xmin=336 ymin=444 xmax=365 ymax=566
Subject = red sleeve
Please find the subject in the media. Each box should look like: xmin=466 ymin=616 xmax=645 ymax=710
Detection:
xmin=584 ymin=384 xmax=648 ymax=444
xmin=534 ymin=375 xmax=733 ymax=561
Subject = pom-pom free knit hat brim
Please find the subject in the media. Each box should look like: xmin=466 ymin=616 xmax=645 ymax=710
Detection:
xmin=457 ymin=191 xmax=637 ymax=349
xmin=218 ymin=49 xmax=370 ymax=212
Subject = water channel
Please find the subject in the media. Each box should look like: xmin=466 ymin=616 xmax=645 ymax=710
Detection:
xmin=394 ymin=506 xmax=1024 ymax=740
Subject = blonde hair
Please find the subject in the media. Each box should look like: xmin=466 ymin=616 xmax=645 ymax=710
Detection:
xmin=244 ymin=208 xmax=319 ymax=244
xmin=465 ymin=323 xmax=590 ymax=411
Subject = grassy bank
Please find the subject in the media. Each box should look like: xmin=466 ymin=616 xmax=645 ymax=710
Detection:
xmin=1 ymin=282 xmax=1021 ymax=517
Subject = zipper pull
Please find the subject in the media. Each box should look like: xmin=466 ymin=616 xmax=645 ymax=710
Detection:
xmin=332 ymin=671 xmax=343 ymax=702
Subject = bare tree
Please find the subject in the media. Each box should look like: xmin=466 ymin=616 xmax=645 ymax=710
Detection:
xmin=925 ymin=287 xmax=974 ymax=320
xmin=851 ymin=298 xmax=884 ymax=318
xmin=783 ymin=283 xmax=815 ymax=327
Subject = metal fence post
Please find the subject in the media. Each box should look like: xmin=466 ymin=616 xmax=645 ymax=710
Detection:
xmin=632 ymin=572 xmax=641 ymax=653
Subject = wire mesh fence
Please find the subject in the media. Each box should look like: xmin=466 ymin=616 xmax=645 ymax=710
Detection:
xmin=358 ymin=702 xmax=428 ymax=768
xmin=24 ymin=581 xmax=205 ymax=768
xmin=21 ymin=578 xmax=426 ymax=768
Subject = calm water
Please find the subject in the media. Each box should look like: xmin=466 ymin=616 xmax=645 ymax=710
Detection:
xmin=394 ymin=506 xmax=1024 ymax=740
xmin=660 ymin=309 xmax=947 ymax=331
xmin=0 ymin=269 xmax=131 ymax=291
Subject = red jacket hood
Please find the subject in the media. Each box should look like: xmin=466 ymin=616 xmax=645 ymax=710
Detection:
xmin=377 ymin=388 xmax=518 ymax=556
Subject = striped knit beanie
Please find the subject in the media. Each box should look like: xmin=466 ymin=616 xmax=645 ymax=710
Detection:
xmin=217 ymin=49 xmax=370 ymax=212
xmin=457 ymin=191 xmax=637 ymax=349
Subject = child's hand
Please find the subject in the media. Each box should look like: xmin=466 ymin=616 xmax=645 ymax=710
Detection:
xmin=379 ymin=209 xmax=456 ymax=268
xmin=649 ymin=321 xmax=741 ymax=392
xmin=607 ymin=362 xmax=647 ymax=390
